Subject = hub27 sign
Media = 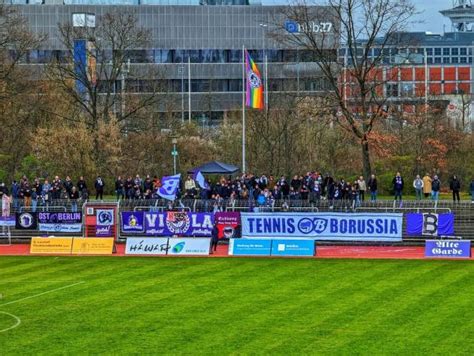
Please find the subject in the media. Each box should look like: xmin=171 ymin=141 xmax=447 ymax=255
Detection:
xmin=241 ymin=213 xmax=403 ymax=242
xmin=121 ymin=211 xmax=213 ymax=237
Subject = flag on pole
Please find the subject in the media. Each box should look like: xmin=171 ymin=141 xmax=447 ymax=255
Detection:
xmin=193 ymin=170 xmax=209 ymax=190
xmin=158 ymin=174 xmax=181 ymax=201
xmin=245 ymin=50 xmax=264 ymax=110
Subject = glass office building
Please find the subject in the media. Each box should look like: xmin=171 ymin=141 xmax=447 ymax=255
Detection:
xmin=8 ymin=0 xmax=335 ymax=123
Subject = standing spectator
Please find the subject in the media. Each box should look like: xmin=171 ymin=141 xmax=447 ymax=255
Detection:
xmin=11 ymin=180 xmax=20 ymax=210
xmin=392 ymin=172 xmax=404 ymax=204
xmin=22 ymin=179 xmax=32 ymax=209
xmin=51 ymin=176 xmax=62 ymax=200
xmin=94 ymin=176 xmax=105 ymax=200
xmin=42 ymin=179 xmax=51 ymax=208
xmin=470 ymin=178 xmax=474 ymax=203
xmin=422 ymin=173 xmax=432 ymax=199
xmin=278 ymin=176 xmax=290 ymax=199
xmin=367 ymin=174 xmax=378 ymax=202
xmin=143 ymin=175 xmax=153 ymax=194
xmin=357 ymin=176 xmax=366 ymax=202
xmin=431 ymin=175 xmax=441 ymax=201
xmin=31 ymin=178 xmax=42 ymax=213
xmin=124 ymin=176 xmax=134 ymax=199
xmin=184 ymin=175 xmax=197 ymax=198
xmin=449 ymin=175 xmax=461 ymax=203
xmin=69 ymin=186 xmax=79 ymax=212
xmin=210 ymin=223 xmax=219 ymax=254
xmin=77 ymin=176 xmax=87 ymax=195
xmin=115 ymin=176 xmax=124 ymax=201
xmin=64 ymin=176 xmax=73 ymax=195
xmin=1 ymin=185 xmax=11 ymax=217
xmin=413 ymin=175 xmax=424 ymax=200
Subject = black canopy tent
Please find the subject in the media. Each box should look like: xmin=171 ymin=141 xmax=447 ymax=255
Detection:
xmin=188 ymin=161 xmax=240 ymax=175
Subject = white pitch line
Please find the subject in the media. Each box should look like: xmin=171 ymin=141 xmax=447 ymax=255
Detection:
xmin=0 ymin=311 xmax=21 ymax=333
xmin=0 ymin=281 xmax=85 ymax=307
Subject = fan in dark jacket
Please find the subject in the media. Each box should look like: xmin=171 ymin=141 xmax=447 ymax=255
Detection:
xmin=449 ymin=175 xmax=461 ymax=202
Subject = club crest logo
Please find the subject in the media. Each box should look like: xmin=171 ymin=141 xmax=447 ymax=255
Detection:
xmin=247 ymin=71 xmax=261 ymax=88
xmin=19 ymin=213 xmax=34 ymax=229
xmin=166 ymin=212 xmax=190 ymax=234
xmin=97 ymin=209 xmax=114 ymax=226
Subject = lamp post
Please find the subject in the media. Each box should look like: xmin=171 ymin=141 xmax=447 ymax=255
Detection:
xmin=171 ymin=138 xmax=178 ymax=175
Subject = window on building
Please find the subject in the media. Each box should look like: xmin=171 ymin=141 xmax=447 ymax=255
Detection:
xmin=443 ymin=57 xmax=450 ymax=64
xmin=452 ymin=57 xmax=459 ymax=63
xmin=434 ymin=48 xmax=441 ymax=56
xmin=452 ymin=48 xmax=459 ymax=55
xmin=434 ymin=57 xmax=441 ymax=63
xmin=460 ymin=48 xmax=467 ymax=55
xmin=401 ymin=83 xmax=413 ymax=97
xmin=386 ymin=83 xmax=399 ymax=97
xmin=443 ymin=48 xmax=450 ymax=56
xmin=72 ymin=13 xmax=95 ymax=28
xmin=460 ymin=57 xmax=467 ymax=63
xmin=426 ymin=48 xmax=433 ymax=56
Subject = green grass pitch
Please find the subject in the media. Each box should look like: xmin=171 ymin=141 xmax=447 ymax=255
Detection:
xmin=1 ymin=256 xmax=473 ymax=354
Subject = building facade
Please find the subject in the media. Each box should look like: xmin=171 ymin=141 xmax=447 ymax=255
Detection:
xmin=8 ymin=0 xmax=336 ymax=124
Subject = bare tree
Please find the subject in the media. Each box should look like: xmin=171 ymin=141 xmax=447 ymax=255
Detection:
xmin=276 ymin=0 xmax=417 ymax=178
xmin=47 ymin=11 xmax=165 ymax=132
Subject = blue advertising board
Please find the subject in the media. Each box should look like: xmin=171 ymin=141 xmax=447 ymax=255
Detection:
xmin=425 ymin=240 xmax=471 ymax=259
xmin=271 ymin=239 xmax=315 ymax=257
xmin=241 ymin=213 xmax=403 ymax=241
xmin=228 ymin=239 xmax=272 ymax=256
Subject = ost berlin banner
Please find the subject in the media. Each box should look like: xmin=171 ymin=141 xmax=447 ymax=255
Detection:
xmin=121 ymin=211 xmax=214 ymax=236
xmin=215 ymin=212 xmax=241 ymax=239
xmin=241 ymin=212 xmax=403 ymax=241
xmin=38 ymin=212 xmax=82 ymax=233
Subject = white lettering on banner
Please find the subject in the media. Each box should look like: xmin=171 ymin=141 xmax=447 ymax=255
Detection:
xmin=241 ymin=213 xmax=403 ymax=241
xmin=38 ymin=223 xmax=82 ymax=232
xmin=145 ymin=213 xmax=165 ymax=228
xmin=191 ymin=214 xmax=213 ymax=229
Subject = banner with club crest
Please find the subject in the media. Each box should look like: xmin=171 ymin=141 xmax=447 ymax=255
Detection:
xmin=121 ymin=211 xmax=213 ymax=237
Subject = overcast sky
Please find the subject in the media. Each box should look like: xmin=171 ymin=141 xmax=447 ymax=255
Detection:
xmin=262 ymin=0 xmax=454 ymax=34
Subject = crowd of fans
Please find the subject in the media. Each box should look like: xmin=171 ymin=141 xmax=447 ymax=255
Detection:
xmin=1 ymin=172 xmax=474 ymax=213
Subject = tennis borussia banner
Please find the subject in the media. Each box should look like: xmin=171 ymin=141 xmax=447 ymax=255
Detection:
xmin=241 ymin=213 xmax=403 ymax=241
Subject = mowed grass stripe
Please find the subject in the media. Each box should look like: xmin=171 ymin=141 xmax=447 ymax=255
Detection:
xmin=1 ymin=258 xmax=474 ymax=355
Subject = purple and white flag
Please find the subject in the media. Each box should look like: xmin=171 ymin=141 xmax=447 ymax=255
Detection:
xmin=158 ymin=174 xmax=181 ymax=201
xmin=193 ymin=170 xmax=209 ymax=190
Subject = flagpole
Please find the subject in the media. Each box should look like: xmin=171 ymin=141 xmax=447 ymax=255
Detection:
xmin=242 ymin=45 xmax=246 ymax=174
xmin=188 ymin=56 xmax=191 ymax=123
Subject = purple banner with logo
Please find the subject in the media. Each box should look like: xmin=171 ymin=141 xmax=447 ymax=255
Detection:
xmin=121 ymin=212 xmax=145 ymax=233
xmin=406 ymin=213 xmax=454 ymax=237
xmin=38 ymin=212 xmax=82 ymax=224
xmin=425 ymin=240 xmax=471 ymax=258
xmin=96 ymin=225 xmax=113 ymax=237
xmin=144 ymin=212 xmax=213 ymax=237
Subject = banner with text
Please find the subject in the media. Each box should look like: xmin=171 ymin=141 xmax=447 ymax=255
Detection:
xmin=406 ymin=213 xmax=455 ymax=237
xmin=425 ymin=240 xmax=471 ymax=258
xmin=30 ymin=237 xmax=74 ymax=254
xmin=228 ymin=239 xmax=272 ymax=256
xmin=215 ymin=212 xmax=241 ymax=239
xmin=144 ymin=212 xmax=213 ymax=237
xmin=71 ymin=237 xmax=114 ymax=255
xmin=241 ymin=213 xmax=403 ymax=241
xmin=167 ymin=238 xmax=210 ymax=256
xmin=0 ymin=216 xmax=15 ymax=227
xmin=271 ymin=239 xmax=315 ymax=257
xmin=38 ymin=212 xmax=82 ymax=232
xmin=125 ymin=237 xmax=169 ymax=255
